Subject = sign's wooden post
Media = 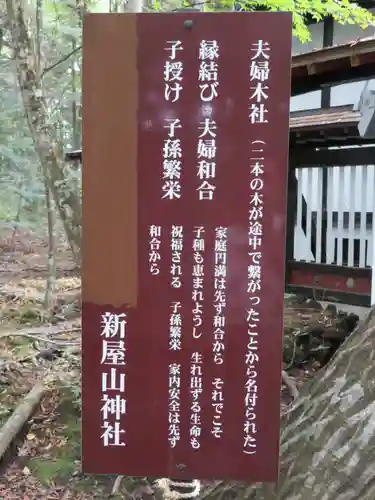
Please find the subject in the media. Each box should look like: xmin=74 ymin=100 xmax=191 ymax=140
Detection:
xmin=82 ymin=11 xmax=292 ymax=482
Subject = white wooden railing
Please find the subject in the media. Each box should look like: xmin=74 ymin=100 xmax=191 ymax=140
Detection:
xmin=294 ymin=164 xmax=375 ymax=303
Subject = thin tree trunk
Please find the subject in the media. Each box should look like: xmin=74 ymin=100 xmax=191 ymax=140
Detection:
xmin=10 ymin=183 xmax=23 ymax=249
xmin=6 ymin=0 xmax=82 ymax=266
xmin=44 ymin=179 xmax=56 ymax=310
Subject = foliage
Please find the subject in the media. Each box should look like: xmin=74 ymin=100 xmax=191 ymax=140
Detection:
xmin=233 ymin=0 xmax=375 ymax=42
xmin=0 ymin=0 xmax=82 ymax=236
xmin=152 ymin=0 xmax=375 ymax=42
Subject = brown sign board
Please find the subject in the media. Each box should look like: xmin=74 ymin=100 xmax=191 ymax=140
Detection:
xmin=82 ymin=12 xmax=292 ymax=482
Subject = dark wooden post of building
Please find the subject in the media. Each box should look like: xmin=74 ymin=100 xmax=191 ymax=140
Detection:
xmin=300 ymin=189 xmax=317 ymax=260
xmin=320 ymin=16 xmax=334 ymax=264
xmin=285 ymin=153 xmax=297 ymax=287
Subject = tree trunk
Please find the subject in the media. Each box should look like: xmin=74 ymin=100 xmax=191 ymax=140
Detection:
xmin=203 ymin=305 xmax=375 ymax=500
xmin=6 ymin=0 xmax=82 ymax=265
xmin=44 ymin=179 xmax=56 ymax=310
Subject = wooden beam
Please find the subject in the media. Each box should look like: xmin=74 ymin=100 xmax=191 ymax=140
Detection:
xmin=294 ymin=145 xmax=375 ymax=168
xmin=292 ymin=65 xmax=375 ymax=96
xmin=292 ymin=36 xmax=375 ymax=69
xmin=321 ymin=16 xmax=333 ymax=109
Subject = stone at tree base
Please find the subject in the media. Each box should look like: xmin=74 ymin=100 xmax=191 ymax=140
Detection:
xmin=203 ymin=305 xmax=375 ymax=500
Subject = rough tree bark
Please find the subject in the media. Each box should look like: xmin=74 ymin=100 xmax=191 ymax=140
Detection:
xmin=203 ymin=305 xmax=375 ymax=500
xmin=6 ymin=0 xmax=82 ymax=265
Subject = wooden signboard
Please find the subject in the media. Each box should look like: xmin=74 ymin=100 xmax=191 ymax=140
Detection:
xmin=82 ymin=12 xmax=292 ymax=482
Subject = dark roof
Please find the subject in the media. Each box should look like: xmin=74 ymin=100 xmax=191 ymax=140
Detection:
xmin=293 ymin=35 xmax=375 ymax=63
xmin=289 ymin=105 xmax=360 ymax=130
xmin=292 ymin=36 xmax=375 ymax=95
xmin=289 ymin=105 xmax=372 ymax=147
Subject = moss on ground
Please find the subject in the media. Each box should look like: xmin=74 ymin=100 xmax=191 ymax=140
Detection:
xmin=28 ymin=393 xmax=81 ymax=485
xmin=28 ymin=388 xmax=113 ymax=495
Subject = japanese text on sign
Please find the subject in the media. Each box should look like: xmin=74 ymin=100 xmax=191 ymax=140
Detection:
xmin=83 ymin=10 xmax=292 ymax=482
xmin=100 ymin=312 xmax=127 ymax=448
xmin=212 ymin=226 xmax=227 ymax=439
xmin=190 ymin=352 xmax=203 ymax=449
xmin=162 ymin=119 xmax=183 ymax=200
xmin=171 ymin=225 xmax=184 ymax=288
xmin=197 ymin=119 xmax=217 ymax=201
xmin=213 ymin=227 xmax=227 ymax=366
xmin=249 ymin=40 xmax=270 ymax=124
xmin=198 ymin=40 xmax=219 ymax=102
xmin=168 ymin=363 xmax=181 ymax=448
xmin=244 ymin=144 xmax=264 ymax=454
xmin=149 ymin=225 xmax=162 ymax=276
xmin=192 ymin=226 xmax=205 ymax=340
xmin=164 ymin=40 xmax=184 ymax=102
xmin=197 ymin=40 xmax=219 ymax=201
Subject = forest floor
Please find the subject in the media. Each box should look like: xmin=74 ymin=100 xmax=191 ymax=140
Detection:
xmin=0 ymin=228 xmax=365 ymax=499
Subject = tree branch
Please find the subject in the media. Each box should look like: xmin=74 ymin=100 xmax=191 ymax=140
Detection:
xmin=282 ymin=370 xmax=299 ymax=400
xmin=42 ymin=45 xmax=82 ymax=77
xmin=0 ymin=381 xmax=45 ymax=461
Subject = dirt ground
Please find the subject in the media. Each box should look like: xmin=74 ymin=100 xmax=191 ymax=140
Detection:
xmin=0 ymin=228 xmax=364 ymax=499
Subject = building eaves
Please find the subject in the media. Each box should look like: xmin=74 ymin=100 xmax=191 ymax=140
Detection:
xmin=289 ymin=105 xmax=361 ymax=130
xmin=292 ymin=35 xmax=375 ymax=95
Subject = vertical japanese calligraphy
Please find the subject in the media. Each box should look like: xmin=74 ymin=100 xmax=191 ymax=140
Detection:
xmin=212 ymin=377 xmax=224 ymax=439
xmin=192 ymin=226 xmax=205 ymax=339
xmin=244 ymin=147 xmax=264 ymax=453
xmin=212 ymin=226 xmax=227 ymax=439
xmin=168 ymin=363 xmax=181 ymax=448
xmin=164 ymin=40 xmax=184 ymax=102
xmin=149 ymin=225 xmax=162 ymax=276
xmin=171 ymin=225 xmax=184 ymax=288
xmin=162 ymin=119 xmax=183 ymax=200
xmin=213 ymin=227 xmax=227 ymax=366
xmin=197 ymin=40 xmax=220 ymax=201
xmin=190 ymin=352 xmax=203 ymax=449
xmin=100 ymin=312 xmax=127 ymax=447
xmin=196 ymin=118 xmax=217 ymax=200
xmin=249 ymin=40 xmax=270 ymax=124
xmin=169 ymin=301 xmax=182 ymax=351
xmin=198 ymin=40 xmax=219 ymax=102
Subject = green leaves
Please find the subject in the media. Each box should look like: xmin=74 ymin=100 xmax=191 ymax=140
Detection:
xmin=147 ymin=0 xmax=375 ymax=42
xmin=235 ymin=0 xmax=375 ymax=42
